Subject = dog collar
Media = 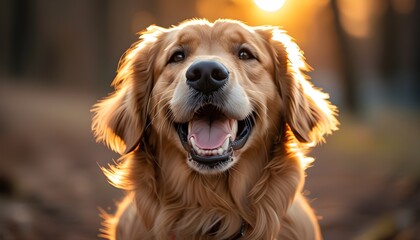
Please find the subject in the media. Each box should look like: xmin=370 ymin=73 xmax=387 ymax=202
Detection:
xmin=171 ymin=221 xmax=248 ymax=239
xmin=230 ymin=221 xmax=248 ymax=239
xmin=208 ymin=220 xmax=248 ymax=239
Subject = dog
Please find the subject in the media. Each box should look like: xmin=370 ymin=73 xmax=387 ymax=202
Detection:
xmin=92 ymin=19 xmax=338 ymax=239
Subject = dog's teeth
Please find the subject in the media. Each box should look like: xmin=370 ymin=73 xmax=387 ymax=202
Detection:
xmin=190 ymin=136 xmax=230 ymax=156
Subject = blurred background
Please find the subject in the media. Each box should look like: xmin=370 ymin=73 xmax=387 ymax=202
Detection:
xmin=0 ymin=0 xmax=419 ymax=239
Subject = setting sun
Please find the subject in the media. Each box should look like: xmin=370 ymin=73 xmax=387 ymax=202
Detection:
xmin=254 ymin=0 xmax=285 ymax=12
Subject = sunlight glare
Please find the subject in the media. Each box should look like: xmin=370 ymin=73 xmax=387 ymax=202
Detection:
xmin=254 ymin=0 xmax=285 ymax=12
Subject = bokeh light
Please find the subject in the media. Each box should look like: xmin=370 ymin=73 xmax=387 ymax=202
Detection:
xmin=254 ymin=0 xmax=285 ymax=12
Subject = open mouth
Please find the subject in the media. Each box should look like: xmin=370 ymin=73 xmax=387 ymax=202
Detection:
xmin=175 ymin=105 xmax=254 ymax=171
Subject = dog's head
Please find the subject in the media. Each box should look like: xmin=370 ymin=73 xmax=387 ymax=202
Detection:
xmin=92 ymin=19 xmax=338 ymax=175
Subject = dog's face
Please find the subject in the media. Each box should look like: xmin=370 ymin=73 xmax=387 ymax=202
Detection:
xmin=154 ymin=21 xmax=282 ymax=174
xmin=92 ymin=19 xmax=337 ymax=175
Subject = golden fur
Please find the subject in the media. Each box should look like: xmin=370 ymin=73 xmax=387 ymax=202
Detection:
xmin=92 ymin=19 xmax=338 ymax=239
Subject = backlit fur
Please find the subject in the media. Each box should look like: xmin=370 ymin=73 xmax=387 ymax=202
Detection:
xmin=92 ymin=19 xmax=338 ymax=240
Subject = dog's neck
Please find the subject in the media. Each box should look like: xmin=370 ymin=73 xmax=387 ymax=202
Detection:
xmin=153 ymin=150 xmax=261 ymax=239
xmin=171 ymin=220 xmax=248 ymax=240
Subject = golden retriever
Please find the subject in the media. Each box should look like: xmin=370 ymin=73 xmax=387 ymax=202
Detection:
xmin=92 ymin=19 xmax=338 ymax=240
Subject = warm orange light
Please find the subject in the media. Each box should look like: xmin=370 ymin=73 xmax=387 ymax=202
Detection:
xmin=337 ymin=0 xmax=373 ymax=38
xmin=254 ymin=0 xmax=285 ymax=12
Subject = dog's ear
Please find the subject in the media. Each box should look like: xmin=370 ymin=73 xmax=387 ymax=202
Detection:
xmin=91 ymin=26 xmax=165 ymax=154
xmin=256 ymin=27 xmax=338 ymax=145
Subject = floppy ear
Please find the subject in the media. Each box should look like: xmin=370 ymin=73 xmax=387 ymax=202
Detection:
xmin=257 ymin=27 xmax=338 ymax=145
xmin=91 ymin=26 xmax=164 ymax=154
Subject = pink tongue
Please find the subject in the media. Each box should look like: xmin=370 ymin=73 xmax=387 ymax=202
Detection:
xmin=188 ymin=118 xmax=231 ymax=149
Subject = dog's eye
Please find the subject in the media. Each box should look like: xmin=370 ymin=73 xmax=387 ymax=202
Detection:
xmin=168 ymin=51 xmax=185 ymax=64
xmin=238 ymin=48 xmax=256 ymax=60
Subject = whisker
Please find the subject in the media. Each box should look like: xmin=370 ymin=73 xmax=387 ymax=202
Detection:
xmin=245 ymin=89 xmax=267 ymax=95
xmin=157 ymin=108 xmax=173 ymax=135
xmin=146 ymin=95 xmax=174 ymax=131
xmin=249 ymin=97 xmax=281 ymax=136
xmin=149 ymin=90 xmax=175 ymax=116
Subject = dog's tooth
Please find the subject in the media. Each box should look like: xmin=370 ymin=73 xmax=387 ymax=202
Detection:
xmin=222 ymin=138 xmax=229 ymax=151
xmin=190 ymin=137 xmax=199 ymax=152
xmin=212 ymin=149 xmax=218 ymax=155
xmin=231 ymin=121 xmax=238 ymax=140
xmin=217 ymin=148 xmax=223 ymax=155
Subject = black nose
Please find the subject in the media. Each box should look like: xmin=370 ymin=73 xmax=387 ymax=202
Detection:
xmin=186 ymin=60 xmax=229 ymax=94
